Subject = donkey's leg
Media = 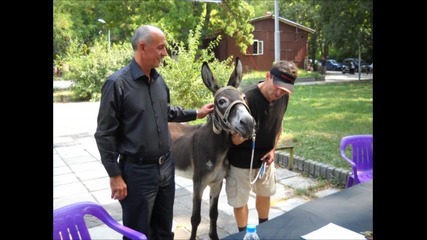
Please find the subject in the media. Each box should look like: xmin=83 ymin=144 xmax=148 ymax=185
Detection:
xmin=190 ymin=182 xmax=205 ymax=240
xmin=208 ymin=180 xmax=223 ymax=240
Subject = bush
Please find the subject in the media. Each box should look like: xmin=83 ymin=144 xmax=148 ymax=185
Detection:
xmin=159 ymin=22 xmax=234 ymax=109
xmin=55 ymin=39 xmax=132 ymax=102
xmin=54 ymin=20 xmax=237 ymax=105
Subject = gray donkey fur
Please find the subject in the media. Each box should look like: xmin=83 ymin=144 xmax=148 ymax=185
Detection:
xmin=169 ymin=57 xmax=255 ymax=240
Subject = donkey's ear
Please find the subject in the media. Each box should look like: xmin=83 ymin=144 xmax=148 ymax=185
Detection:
xmin=227 ymin=57 xmax=243 ymax=88
xmin=201 ymin=61 xmax=221 ymax=93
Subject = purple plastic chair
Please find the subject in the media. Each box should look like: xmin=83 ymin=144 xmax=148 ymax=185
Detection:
xmin=53 ymin=201 xmax=147 ymax=240
xmin=340 ymin=134 xmax=373 ymax=188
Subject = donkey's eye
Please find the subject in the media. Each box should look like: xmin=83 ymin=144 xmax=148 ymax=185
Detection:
xmin=218 ymin=98 xmax=227 ymax=105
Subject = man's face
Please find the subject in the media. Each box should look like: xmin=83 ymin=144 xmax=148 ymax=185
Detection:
xmin=266 ymin=72 xmax=289 ymax=101
xmin=142 ymin=31 xmax=168 ymax=69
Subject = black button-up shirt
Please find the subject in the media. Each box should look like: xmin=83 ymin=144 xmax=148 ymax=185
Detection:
xmin=94 ymin=58 xmax=197 ymax=177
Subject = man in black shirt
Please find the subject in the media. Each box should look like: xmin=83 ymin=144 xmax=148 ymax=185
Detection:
xmin=226 ymin=60 xmax=298 ymax=232
xmin=94 ymin=25 xmax=213 ymax=240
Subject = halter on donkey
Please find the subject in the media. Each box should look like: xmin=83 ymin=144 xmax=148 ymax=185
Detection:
xmin=169 ymin=57 xmax=256 ymax=240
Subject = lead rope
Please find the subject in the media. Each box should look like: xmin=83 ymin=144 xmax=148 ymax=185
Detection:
xmin=249 ymin=131 xmax=265 ymax=185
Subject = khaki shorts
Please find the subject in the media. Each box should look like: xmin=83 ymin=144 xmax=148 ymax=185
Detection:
xmin=225 ymin=162 xmax=276 ymax=208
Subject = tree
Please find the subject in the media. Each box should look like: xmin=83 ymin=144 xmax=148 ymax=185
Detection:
xmin=319 ymin=0 xmax=373 ymax=62
xmin=277 ymin=0 xmax=323 ymax=69
xmin=206 ymin=0 xmax=255 ymax=53
xmin=54 ymin=0 xmax=373 ymax=63
xmin=54 ymin=0 xmax=255 ymax=60
xmin=276 ymin=0 xmax=373 ymax=62
xmin=53 ymin=0 xmax=78 ymax=60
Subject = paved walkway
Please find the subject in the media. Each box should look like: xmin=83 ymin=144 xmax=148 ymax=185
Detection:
xmin=53 ymin=71 xmax=372 ymax=239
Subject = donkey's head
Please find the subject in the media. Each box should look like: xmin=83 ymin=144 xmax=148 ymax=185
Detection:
xmin=201 ymin=57 xmax=255 ymax=138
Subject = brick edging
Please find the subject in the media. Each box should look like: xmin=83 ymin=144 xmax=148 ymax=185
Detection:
xmin=275 ymin=151 xmax=350 ymax=186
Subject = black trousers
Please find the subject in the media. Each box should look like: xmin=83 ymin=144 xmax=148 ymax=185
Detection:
xmin=119 ymin=154 xmax=175 ymax=240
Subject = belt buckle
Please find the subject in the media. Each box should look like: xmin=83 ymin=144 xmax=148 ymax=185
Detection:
xmin=158 ymin=155 xmax=165 ymax=165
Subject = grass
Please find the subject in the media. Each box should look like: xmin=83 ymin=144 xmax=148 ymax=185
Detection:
xmin=282 ymin=80 xmax=372 ymax=170
xmin=271 ymin=175 xmax=343 ymax=202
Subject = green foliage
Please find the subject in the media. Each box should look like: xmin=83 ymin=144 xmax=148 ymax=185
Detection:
xmin=160 ymin=21 xmax=234 ymax=109
xmin=278 ymin=0 xmax=373 ymax=63
xmin=54 ymin=17 xmax=240 ymax=106
xmin=53 ymin=0 xmax=255 ymax=62
xmin=53 ymin=0 xmax=372 ymax=68
xmin=214 ymin=0 xmax=255 ymax=53
xmin=135 ymin=0 xmax=200 ymax=45
xmin=246 ymin=0 xmax=273 ymax=17
xmin=55 ymin=39 xmax=132 ymax=102
xmin=319 ymin=0 xmax=373 ymax=62
xmin=53 ymin=0 xmax=77 ymax=60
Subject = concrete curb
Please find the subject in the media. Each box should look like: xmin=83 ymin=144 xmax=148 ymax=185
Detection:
xmin=275 ymin=151 xmax=350 ymax=186
xmin=296 ymin=76 xmax=325 ymax=82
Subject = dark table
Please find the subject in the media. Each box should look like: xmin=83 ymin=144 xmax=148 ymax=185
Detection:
xmin=223 ymin=180 xmax=373 ymax=239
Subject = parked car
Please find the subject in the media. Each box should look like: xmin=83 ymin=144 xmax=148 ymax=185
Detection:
xmin=325 ymin=59 xmax=343 ymax=71
xmin=342 ymin=61 xmax=355 ymax=74
xmin=342 ymin=58 xmax=370 ymax=74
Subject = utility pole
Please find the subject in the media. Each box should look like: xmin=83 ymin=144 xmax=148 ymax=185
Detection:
xmin=274 ymin=0 xmax=280 ymax=62
xmin=358 ymin=44 xmax=361 ymax=80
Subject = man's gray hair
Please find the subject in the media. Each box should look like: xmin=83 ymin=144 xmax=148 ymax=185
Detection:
xmin=131 ymin=25 xmax=161 ymax=51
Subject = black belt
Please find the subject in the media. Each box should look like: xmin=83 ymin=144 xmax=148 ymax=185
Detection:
xmin=121 ymin=151 xmax=170 ymax=165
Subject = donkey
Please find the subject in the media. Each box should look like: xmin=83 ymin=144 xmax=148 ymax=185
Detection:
xmin=169 ymin=57 xmax=255 ymax=240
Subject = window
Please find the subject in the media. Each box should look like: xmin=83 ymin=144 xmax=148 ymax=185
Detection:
xmin=247 ymin=39 xmax=263 ymax=55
